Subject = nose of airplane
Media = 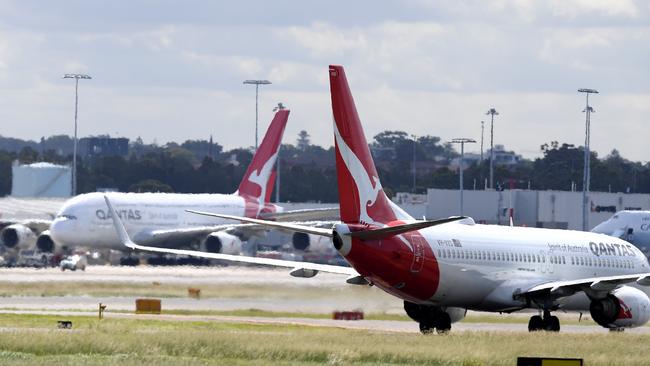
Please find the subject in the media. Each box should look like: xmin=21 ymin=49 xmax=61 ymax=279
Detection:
xmin=49 ymin=217 xmax=78 ymax=246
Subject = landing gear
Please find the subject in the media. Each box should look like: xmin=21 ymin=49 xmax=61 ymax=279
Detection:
xmin=119 ymin=256 xmax=140 ymax=266
xmin=404 ymin=301 xmax=452 ymax=334
xmin=528 ymin=310 xmax=560 ymax=332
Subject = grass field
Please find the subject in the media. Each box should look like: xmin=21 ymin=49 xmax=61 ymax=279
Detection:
xmin=0 ymin=313 xmax=646 ymax=365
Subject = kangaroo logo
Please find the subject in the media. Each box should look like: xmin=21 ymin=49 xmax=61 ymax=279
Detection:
xmin=334 ymin=123 xmax=384 ymax=226
xmin=242 ymin=150 xmax=278 ymax=217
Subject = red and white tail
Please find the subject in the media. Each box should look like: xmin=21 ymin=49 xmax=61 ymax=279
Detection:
xmin=236 ymin=109 xmax=289 ymax=212
xmin=329 ymin=65 xmax=412 ymax=225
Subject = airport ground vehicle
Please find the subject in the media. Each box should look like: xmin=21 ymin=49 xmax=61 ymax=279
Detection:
xmin=59 ymin=254 xmax=87 ymax=271
xmin=107 ymin=65 xmax=650 ymax=334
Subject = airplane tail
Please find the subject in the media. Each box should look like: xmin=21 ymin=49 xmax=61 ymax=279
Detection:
xmin=329 ymin=65 xmax=412 ymax=225
xmin=236 ymin=109 xmax=289 ymax=207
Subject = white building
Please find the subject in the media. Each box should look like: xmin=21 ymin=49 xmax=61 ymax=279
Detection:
xmin=11 ymin=161 xmax=72 ymax=198
xmin=426 ymin=188 xmax=650 ymax=230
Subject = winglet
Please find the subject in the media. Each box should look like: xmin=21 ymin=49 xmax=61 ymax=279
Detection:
xmin=104 ymin=195 xmax=138 ymax=250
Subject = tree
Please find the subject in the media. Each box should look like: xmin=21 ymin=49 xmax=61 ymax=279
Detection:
xmin=128 ymin=179 xmax=173 ymax=193
xmin=296 ymin=130 xmax=311 ymax=151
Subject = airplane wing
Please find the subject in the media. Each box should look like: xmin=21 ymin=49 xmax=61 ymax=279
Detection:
xmin=259 ymin=207 xmax=339 ymax=221
xmin=133 ymin=223 xmax=266 ymax=248
xmin=188 ymin=209 xmax=466 ymax=240
xmin=105 ymin=196 xmax=360 ymax=281
xmin=186 ymin=210 xmax=334 ymax=237
xmin=518 ymin=273 xmax=650 ymax=299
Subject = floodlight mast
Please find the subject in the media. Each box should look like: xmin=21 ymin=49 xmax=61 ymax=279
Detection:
xmin=486 ymin=108 xmax=499 ymax=190
xmin=243 ymin=79 xmax=272 ymax=151
xmin=578 ymin=88 xmax=598 ymax=231
xmin=451 ymin=138 xmax=477 ymax=215
xmin=63 ymin=73 xmax=92 ymax=196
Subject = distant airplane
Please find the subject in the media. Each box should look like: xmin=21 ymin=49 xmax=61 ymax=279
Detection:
xmin=592 ymin=211 xmax=650 ymax=254
xmin=107 ymin=65 xmax=650 ymax=333
xmin=3 ymin=108 xmax=337 ymax=258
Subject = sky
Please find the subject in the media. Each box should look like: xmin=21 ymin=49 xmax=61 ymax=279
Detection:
xmin=0 ymin=0 xmax=649 ymax=161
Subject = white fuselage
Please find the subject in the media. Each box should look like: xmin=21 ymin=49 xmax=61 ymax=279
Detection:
xmin=405 ymin=220 xmax=646 ymax=312
xmin=592 ymin=210 xmax=650 ymax=254
xmin=49 ymin=192 xmax=250 ymax=250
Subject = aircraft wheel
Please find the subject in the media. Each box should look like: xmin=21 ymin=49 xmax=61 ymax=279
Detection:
xmin=545 ymin=316 xmax=560 ymax=332
xmin=435 ymin=312 xmax=452 ymax=334
xmin=528 ymin=315 xmax=544 ymax=331
xmin=419 ymin=322 xmax=435 ymax=334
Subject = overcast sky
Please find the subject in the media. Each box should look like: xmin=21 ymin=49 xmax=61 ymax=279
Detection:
xmin=0 ymin=0 xmax=648 ymax=161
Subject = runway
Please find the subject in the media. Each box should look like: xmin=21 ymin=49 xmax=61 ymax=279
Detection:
xmin=1 ymin=265 xmax=649 ymax=334
xmin=0 ymin=309 xmax=647 ymax=334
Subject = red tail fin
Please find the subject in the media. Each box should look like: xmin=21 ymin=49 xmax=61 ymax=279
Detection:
xmin=329 ymin=65 xmax=412 ymax=225
xmin=236 ymin=109 xmax=289 ymax=205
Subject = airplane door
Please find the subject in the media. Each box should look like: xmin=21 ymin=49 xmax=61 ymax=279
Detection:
xmin=410 ymin=235 xmax=426 ymax=273
xmin=540 ymin=250 xmax=553 ymax=274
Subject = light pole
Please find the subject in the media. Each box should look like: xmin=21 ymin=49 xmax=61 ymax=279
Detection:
xmin=579 ymin=88 xmax=598 ymax=231
xmin=243 ymin=79 xmax=272 ymax=151
xmin=486 ymin=108 xmax=499 ymax=190
xmin=412 ymin=134 xmax=417 ymax=193
xmin=63 ymin=73 xmax=92 ymax=196
xmin=480 ymin=121 xmax=485 ymax=163
xmin=451 ymin=138 xmax=476 ymax=215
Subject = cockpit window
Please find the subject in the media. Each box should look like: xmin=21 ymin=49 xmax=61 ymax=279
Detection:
xmin=56 ymin=214 xmax=77 ymax=220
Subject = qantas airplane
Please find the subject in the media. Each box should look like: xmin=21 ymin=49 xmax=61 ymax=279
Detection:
xmin=592 ymin=211 xmax=650 ymax=254
xmin=7 ymin=108 xmax=336 ymax=257
xmin=106 ymin=65 xmax=650 ymax=334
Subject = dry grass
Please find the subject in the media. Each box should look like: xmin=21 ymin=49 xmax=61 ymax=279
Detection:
xmin=0 ymin=281 xmax=368 ymax=300
xmin=0 ymin=313 xmax=647 ymax=365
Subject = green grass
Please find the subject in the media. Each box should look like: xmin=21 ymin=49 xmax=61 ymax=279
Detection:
xmin=0 ymin=313 xmax=646 ymax=365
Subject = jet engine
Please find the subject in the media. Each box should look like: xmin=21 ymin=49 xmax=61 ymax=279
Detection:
xmin=590 ymin=286 xmax=650 ymax=329
xmin=201 ymin=232 xmax=242 ymax=255
xmin=292 ymin=232 xmax=333 ymax=253
xmin=36 ymin=230 xmax=56 ymax=253
xmin=1 ymin=224 xmax=36 ymax=249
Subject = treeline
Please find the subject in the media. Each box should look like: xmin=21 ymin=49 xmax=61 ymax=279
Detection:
xmin=0 ymin=133 xmax=649 ymax=201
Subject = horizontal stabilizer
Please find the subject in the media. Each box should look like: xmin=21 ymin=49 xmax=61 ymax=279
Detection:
xmin=349 ymin=216 xmax=466 ymax=240
xmin=186 ymin=210 xmax=333 ymax=237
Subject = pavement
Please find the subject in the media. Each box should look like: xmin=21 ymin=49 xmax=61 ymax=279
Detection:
xmin=0 ymin=265 xmax=648 ymax=334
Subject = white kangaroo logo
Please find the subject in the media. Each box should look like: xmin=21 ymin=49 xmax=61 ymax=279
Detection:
xmin=246 ymin=150 xmax=278 ymax=216
xmin=334 ymin=122 xmax=414 ymax=252
xmin=333 ymin=123 xmax=387 ymax=227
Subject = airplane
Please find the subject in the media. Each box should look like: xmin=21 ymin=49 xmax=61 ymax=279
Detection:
xmin=7 ymin=108 xmax=337 ymax=259
xmin=105 ymin=65 xmax=650 ymax=334
xmin=592 ymin=210 xmax=650 ymax=255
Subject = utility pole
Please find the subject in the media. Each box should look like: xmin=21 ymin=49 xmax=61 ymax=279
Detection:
xmin=451 ymin=138 xmax=476 ymax=216
xmin=486 ymin=108 xmax=499 ymax=189
xmin=63 ymin=73 xmax=92 ymax=196
xmin=578 ymin=88 xmax=598 ymax=231
xmin=480 ymin=121 xmax=485 ymax=163
xmin=243 ymin=79 xmax=272 ymax=151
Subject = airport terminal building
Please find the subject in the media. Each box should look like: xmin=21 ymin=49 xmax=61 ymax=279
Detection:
xmin=424 ymin=189 xmax=650 ymax=231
